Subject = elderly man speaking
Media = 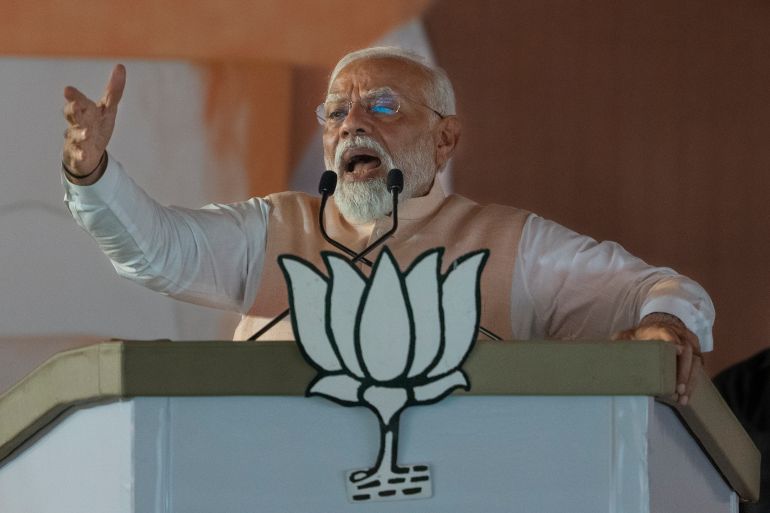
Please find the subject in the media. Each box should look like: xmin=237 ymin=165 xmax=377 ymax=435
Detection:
xmin=61 ymin=47 xmax=713 ymax=406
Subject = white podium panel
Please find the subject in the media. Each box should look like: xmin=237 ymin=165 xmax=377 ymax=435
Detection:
xmin=0 ymin=401 xmax=134 ymax=513
xmin=0 ymin=395 xmax=736 ymax=513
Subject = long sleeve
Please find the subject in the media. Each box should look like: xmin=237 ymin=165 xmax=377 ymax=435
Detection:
xmin=62 ymin=155 xmax=270 ymax=313
xmin=510 ymin=215 xmax=715 ymax=351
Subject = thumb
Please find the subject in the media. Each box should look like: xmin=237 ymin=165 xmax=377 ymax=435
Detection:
xmin=102 ymin=64 xmax=126 ymax=110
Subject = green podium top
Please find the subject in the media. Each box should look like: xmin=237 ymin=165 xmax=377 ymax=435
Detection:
xmin=0 ymin=339 xmax=759 ymax=501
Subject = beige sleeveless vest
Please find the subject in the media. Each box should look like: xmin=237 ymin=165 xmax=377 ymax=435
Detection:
xmin=233 ymin=181 xmax=529 ymax=341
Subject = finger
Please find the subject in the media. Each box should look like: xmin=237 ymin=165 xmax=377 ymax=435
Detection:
xmin=683 ymin=329 xmax=702 ymax=355
xmin=678 ymin=330 xmax=702 ymax=406
xmin=63 ymin=85 xmax=91 ymax=104
xmin=680 ymin=355 xmax=702 ymax=406
xmin=678 ymin=355 xmax=699 ymax=406
xmin=101 ymin=64 xmax=126 ymax=111
xmin=676 ymin=343 xmax=693 ymax=397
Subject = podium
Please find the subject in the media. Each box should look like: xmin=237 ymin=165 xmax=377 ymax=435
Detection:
xmin=0 ymin=340 xmax=759 ymax=512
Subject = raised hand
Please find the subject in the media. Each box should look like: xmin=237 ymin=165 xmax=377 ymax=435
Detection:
xmin=62 ymin=64 xmax=126 ymax=179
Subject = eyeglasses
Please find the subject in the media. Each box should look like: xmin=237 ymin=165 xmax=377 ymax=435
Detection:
xmin=315 ymin=92 xmax=445 ymax=127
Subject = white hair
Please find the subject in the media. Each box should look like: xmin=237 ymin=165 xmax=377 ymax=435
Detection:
xmin=328 ymin=46 xmax=456 ymax=117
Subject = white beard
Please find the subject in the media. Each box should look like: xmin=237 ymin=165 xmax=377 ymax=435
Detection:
xmin=325 ymin=135 xmax=437 ymax=224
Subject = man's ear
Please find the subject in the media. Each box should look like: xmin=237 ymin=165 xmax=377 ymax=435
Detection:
xmin=434 ymin=116 xmax=461 ymax=169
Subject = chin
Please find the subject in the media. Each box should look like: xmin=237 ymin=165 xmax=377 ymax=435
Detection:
xmin=334 ymin=178 xmax=391 ymax=223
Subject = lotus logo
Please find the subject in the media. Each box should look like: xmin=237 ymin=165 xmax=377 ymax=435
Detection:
xmin=279 ymin=247 xmax=489 ymax=502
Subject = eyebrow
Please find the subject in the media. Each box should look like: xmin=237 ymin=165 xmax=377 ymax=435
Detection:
xmin=325 ymin=86 xmax=397 ymax=102
xmin=366 ymin=87 xmax=396 ymax=97
xmin=325 ymin=92 xmax=347 ymax=103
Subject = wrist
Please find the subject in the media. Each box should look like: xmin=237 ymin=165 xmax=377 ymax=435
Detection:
xmin=639 ymin=312 xmax=685 ymax=330
xmin=639 ymin=312 xmax=701 ymax=355
xmin=62 ymin=152 xmax=108 ymax=185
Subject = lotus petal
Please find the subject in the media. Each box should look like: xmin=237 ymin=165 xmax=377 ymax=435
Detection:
xmin=308 ymin=373 xmax=362 ymax=404
xmin=279 ymin=257 xmax=342 ymax=372
xmin=405 ymin=250 xmax=443 ymax=378
xmin=413 ymin=370 xmax=469 ymax=403
xmin=428 ymin=251 xmax=488 ymax=378
xmin=357 ymin=249 xmax=413 ymax=382
xmin=362 ymin=385 xmax=408 ymax=426
xmin=325 ymin=254 xmax=366 ymax=378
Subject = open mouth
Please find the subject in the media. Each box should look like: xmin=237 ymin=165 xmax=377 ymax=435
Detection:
xmin=345 ymin=151 xmax=382 ymax=174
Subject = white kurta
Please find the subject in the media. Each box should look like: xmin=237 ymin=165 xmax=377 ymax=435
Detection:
xmin=62 ymin=156 xmax=715 ymax=350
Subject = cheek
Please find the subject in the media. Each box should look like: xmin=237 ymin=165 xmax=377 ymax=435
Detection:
xmin=322 ymin=134 xmax=337 ymax=161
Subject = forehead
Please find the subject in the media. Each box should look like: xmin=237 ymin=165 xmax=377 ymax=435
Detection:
xmin=327 ymin=57 xmax=431 ymax=100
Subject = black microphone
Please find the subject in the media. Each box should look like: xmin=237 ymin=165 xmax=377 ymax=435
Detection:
xmin=318 ymin=169 xmax=337 ymax=195
xmin=247 ymin=169 xmax=403 ymax=341
xmin=387 ymin=167 xmax=403 ymax=194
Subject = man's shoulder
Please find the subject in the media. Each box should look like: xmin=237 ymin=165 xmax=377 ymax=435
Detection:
xmin=263 ymin=190 xmax=321 ymax=210
xmin=444 ymin=193 xmax=531 ymax=219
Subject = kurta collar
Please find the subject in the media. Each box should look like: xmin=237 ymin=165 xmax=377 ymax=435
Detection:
xmin=397 ymin=177 xmax=446 ymax=221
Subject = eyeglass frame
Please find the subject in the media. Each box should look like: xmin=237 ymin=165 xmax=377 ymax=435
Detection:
xmin=315 ymin=88 xmax=446 ymax=127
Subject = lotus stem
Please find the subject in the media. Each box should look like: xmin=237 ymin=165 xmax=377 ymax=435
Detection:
xmin=372 ymin=415 xmax=408 ymax=476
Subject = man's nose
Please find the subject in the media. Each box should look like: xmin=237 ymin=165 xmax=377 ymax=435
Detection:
xmin=339 ymin=101 xmax=370 ymax=137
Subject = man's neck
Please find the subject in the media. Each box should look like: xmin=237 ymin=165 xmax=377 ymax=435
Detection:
xmin=348 ymin=220 xmax=376 ymax=239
